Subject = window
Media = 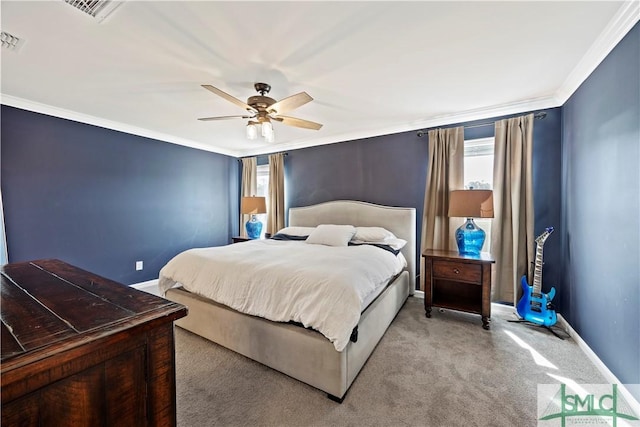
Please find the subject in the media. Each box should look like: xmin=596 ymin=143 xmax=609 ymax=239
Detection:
xmin=256 ymin=164 xmax=270 ymax=237
xmin=464 ymin=137 xmax=494 ymax=252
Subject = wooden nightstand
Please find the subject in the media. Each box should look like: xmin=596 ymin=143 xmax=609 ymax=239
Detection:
xmin=232 ymin=233 xmax=271 ymax=244
xmin=422 ymin=249 xmax=495 ymax=329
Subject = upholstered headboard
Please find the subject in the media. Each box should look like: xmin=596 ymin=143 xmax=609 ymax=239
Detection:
xmin=288 ymin=200 xmax=416 ymax=293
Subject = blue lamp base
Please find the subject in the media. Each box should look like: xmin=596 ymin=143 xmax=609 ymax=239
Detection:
xmin=245 ymin=215 xmax=263 ymax=239
xmin=455 ymin=218 xmax=486 ymax=256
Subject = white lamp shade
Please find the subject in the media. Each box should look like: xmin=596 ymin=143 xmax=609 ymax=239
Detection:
xmin=246 ymin=123 xmax=258 ymax=140
xmin=261 ymin=121 xmax=273 ymax=137
xmin=265 ymin=128 xmax=275 ymax=143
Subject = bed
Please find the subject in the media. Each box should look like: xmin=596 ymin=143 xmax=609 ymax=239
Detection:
xmin=161 ymin=200 xmax=416 ymax=402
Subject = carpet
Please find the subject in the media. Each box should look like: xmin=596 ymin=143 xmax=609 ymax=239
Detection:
xmin=174 ymin=296 xmax=606 ymax=426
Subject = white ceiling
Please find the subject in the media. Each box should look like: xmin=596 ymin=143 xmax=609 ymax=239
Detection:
xmin=1 ymin=1 xmax=638 ymax=157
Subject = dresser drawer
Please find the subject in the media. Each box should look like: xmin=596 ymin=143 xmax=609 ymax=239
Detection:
xmin=432 ymin=260 xmax=482 ymax=283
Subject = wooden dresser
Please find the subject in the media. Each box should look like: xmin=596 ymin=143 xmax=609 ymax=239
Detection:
xmin=1 ymin=259 xmax=187 ymax=426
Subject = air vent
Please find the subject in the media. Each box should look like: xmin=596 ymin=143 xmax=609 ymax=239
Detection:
xmin=1 ymin=31 xmax=23 ymax=52
xmin=63 ymin=0 xmax=123 ymax=22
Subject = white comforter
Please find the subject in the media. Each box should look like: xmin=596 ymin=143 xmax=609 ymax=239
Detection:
xmin=158 ymin=239 xmax=406 ymax=351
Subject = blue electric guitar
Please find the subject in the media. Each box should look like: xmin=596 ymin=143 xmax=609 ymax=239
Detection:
xmin=516 ymin=227 xmax=557 ymax=327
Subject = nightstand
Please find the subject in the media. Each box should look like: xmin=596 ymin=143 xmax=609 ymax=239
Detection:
xmin=422 ymin=249 xmax=495 ymax=329
xmin=231 ymin=233 xmax=271 ymax=244
xmin=231 ymin=236 xmax=250 ymax=243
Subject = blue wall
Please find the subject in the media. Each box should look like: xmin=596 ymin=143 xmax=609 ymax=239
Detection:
xmin=561 ymin=23 xmax=639 ymax=396
xmin=1 ymin=105 xmax=238 ymax=285
xmin=2 ymin=22 xmax=636 ymax=400
xmin=286 ymin=108 xmax=562 ymax=295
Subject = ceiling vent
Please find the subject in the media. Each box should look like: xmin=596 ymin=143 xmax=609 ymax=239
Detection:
xmin=63 ymin=0 xmax=123 ymax=22
xmin=1 ymin=31 xmax=24 ymax=52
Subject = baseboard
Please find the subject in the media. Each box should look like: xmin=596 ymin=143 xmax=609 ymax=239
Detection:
xmin=556 ymin=314 xmax=640 ymax=416
xmin=131 ymin=278 xmax=160 ymax=296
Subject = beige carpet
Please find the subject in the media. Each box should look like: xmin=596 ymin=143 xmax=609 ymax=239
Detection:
xmin=174 ymin=296 xmax=606 ymax=426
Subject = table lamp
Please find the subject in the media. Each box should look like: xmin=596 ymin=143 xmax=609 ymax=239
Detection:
xmin=448 ymin=190 xmax=494 ymax=256
xmin=241 ymin=196 xmax=267 ymax=239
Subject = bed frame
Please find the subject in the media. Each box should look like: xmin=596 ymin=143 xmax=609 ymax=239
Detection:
xmin=164 ymin=200 xmax=416 ymax=402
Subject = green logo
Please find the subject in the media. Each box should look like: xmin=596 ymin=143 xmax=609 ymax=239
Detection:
xmin=539 ymin=384 xmax=639 ymax=427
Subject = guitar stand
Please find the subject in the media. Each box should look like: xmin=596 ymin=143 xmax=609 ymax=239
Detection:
xmin=508 ymin=319 xmax=566 ymax=340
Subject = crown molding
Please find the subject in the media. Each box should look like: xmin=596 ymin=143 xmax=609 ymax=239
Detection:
xmin=237 ymin=95 xmax=561 ymax=157
xmin=554 ymin=1 xmax=640 ymax=105
xmin=0 ymin=94 xmax=241 ymax=158
xmin=4 ymin=0 xmax=638 ymax=161
xmin=3 ymin=92 xmax=561 ymax=159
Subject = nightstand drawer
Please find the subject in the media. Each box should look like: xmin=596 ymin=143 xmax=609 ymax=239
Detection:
xmin=433 ymin=260 xmax=481 ymax=283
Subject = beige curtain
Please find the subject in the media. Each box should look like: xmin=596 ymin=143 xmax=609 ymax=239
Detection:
xmin=240 ymin=157 xmax=257 ymax=238
xmin=420 ymin=126 xmax=464 ymax=290
xmin=491 ymin=114 xmax=534 ymax=304
xmin=267 ymin=153 xmax=285 ymax=235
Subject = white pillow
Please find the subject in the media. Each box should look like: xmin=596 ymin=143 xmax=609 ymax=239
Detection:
xmin=386 ymin=238 xmax=408 ymax=251
xmin=353 ymin=226 xmax=396 ymax=243
xmin=275 ymin=226 xmax=316 ymax=237
xmin=305 ymin=224 xmax=356 ymax=247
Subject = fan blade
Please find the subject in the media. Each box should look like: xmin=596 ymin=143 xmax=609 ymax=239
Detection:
xmin=198 ymin=115 xmax=253 ymax=121
xmin=268 ymin=92 xmax=313 ymax=115
xmin=272 ymin=115 xmax=323 ymax=130
xmin=201 ymin=85 xmax=257 ymax=113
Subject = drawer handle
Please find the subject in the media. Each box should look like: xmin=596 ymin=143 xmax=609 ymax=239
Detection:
xmin=453 ymin=268 xmax=460 ymax=274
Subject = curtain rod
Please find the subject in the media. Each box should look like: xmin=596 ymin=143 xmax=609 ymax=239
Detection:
xmin=416 ymin=111 xmax=547 ymax=138
xmin=238 ymin=152 xmax=288 ymax=160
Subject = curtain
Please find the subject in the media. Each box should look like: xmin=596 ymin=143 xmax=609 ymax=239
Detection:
xmin=491 ymin=113 xmax=534 ymax=304
xmin=240 ymin=157 xmax=257 ymax=238
xmin=0 ymin=189 xmax=7 ymax=265
xmin=267 ymin=153 xmax=285 ymax=235
xmin=420 ymin=126 xmax=464 ymax=290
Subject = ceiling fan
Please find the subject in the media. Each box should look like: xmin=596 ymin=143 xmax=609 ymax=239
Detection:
xmin=198 ymin=83 xmax=323 ymax=142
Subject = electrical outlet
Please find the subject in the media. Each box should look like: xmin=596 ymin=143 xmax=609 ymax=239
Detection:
xmin=135 ymin=261 xmax=143 ymax=271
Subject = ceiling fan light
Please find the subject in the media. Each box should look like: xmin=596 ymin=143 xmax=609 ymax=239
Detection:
xmin=246 ymin=123 xmax=258 ymax=140
xmin=261 ymin=121 xmax=273 ymax=137
xmin=265 ymin=128 xmax=275 ymax=143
